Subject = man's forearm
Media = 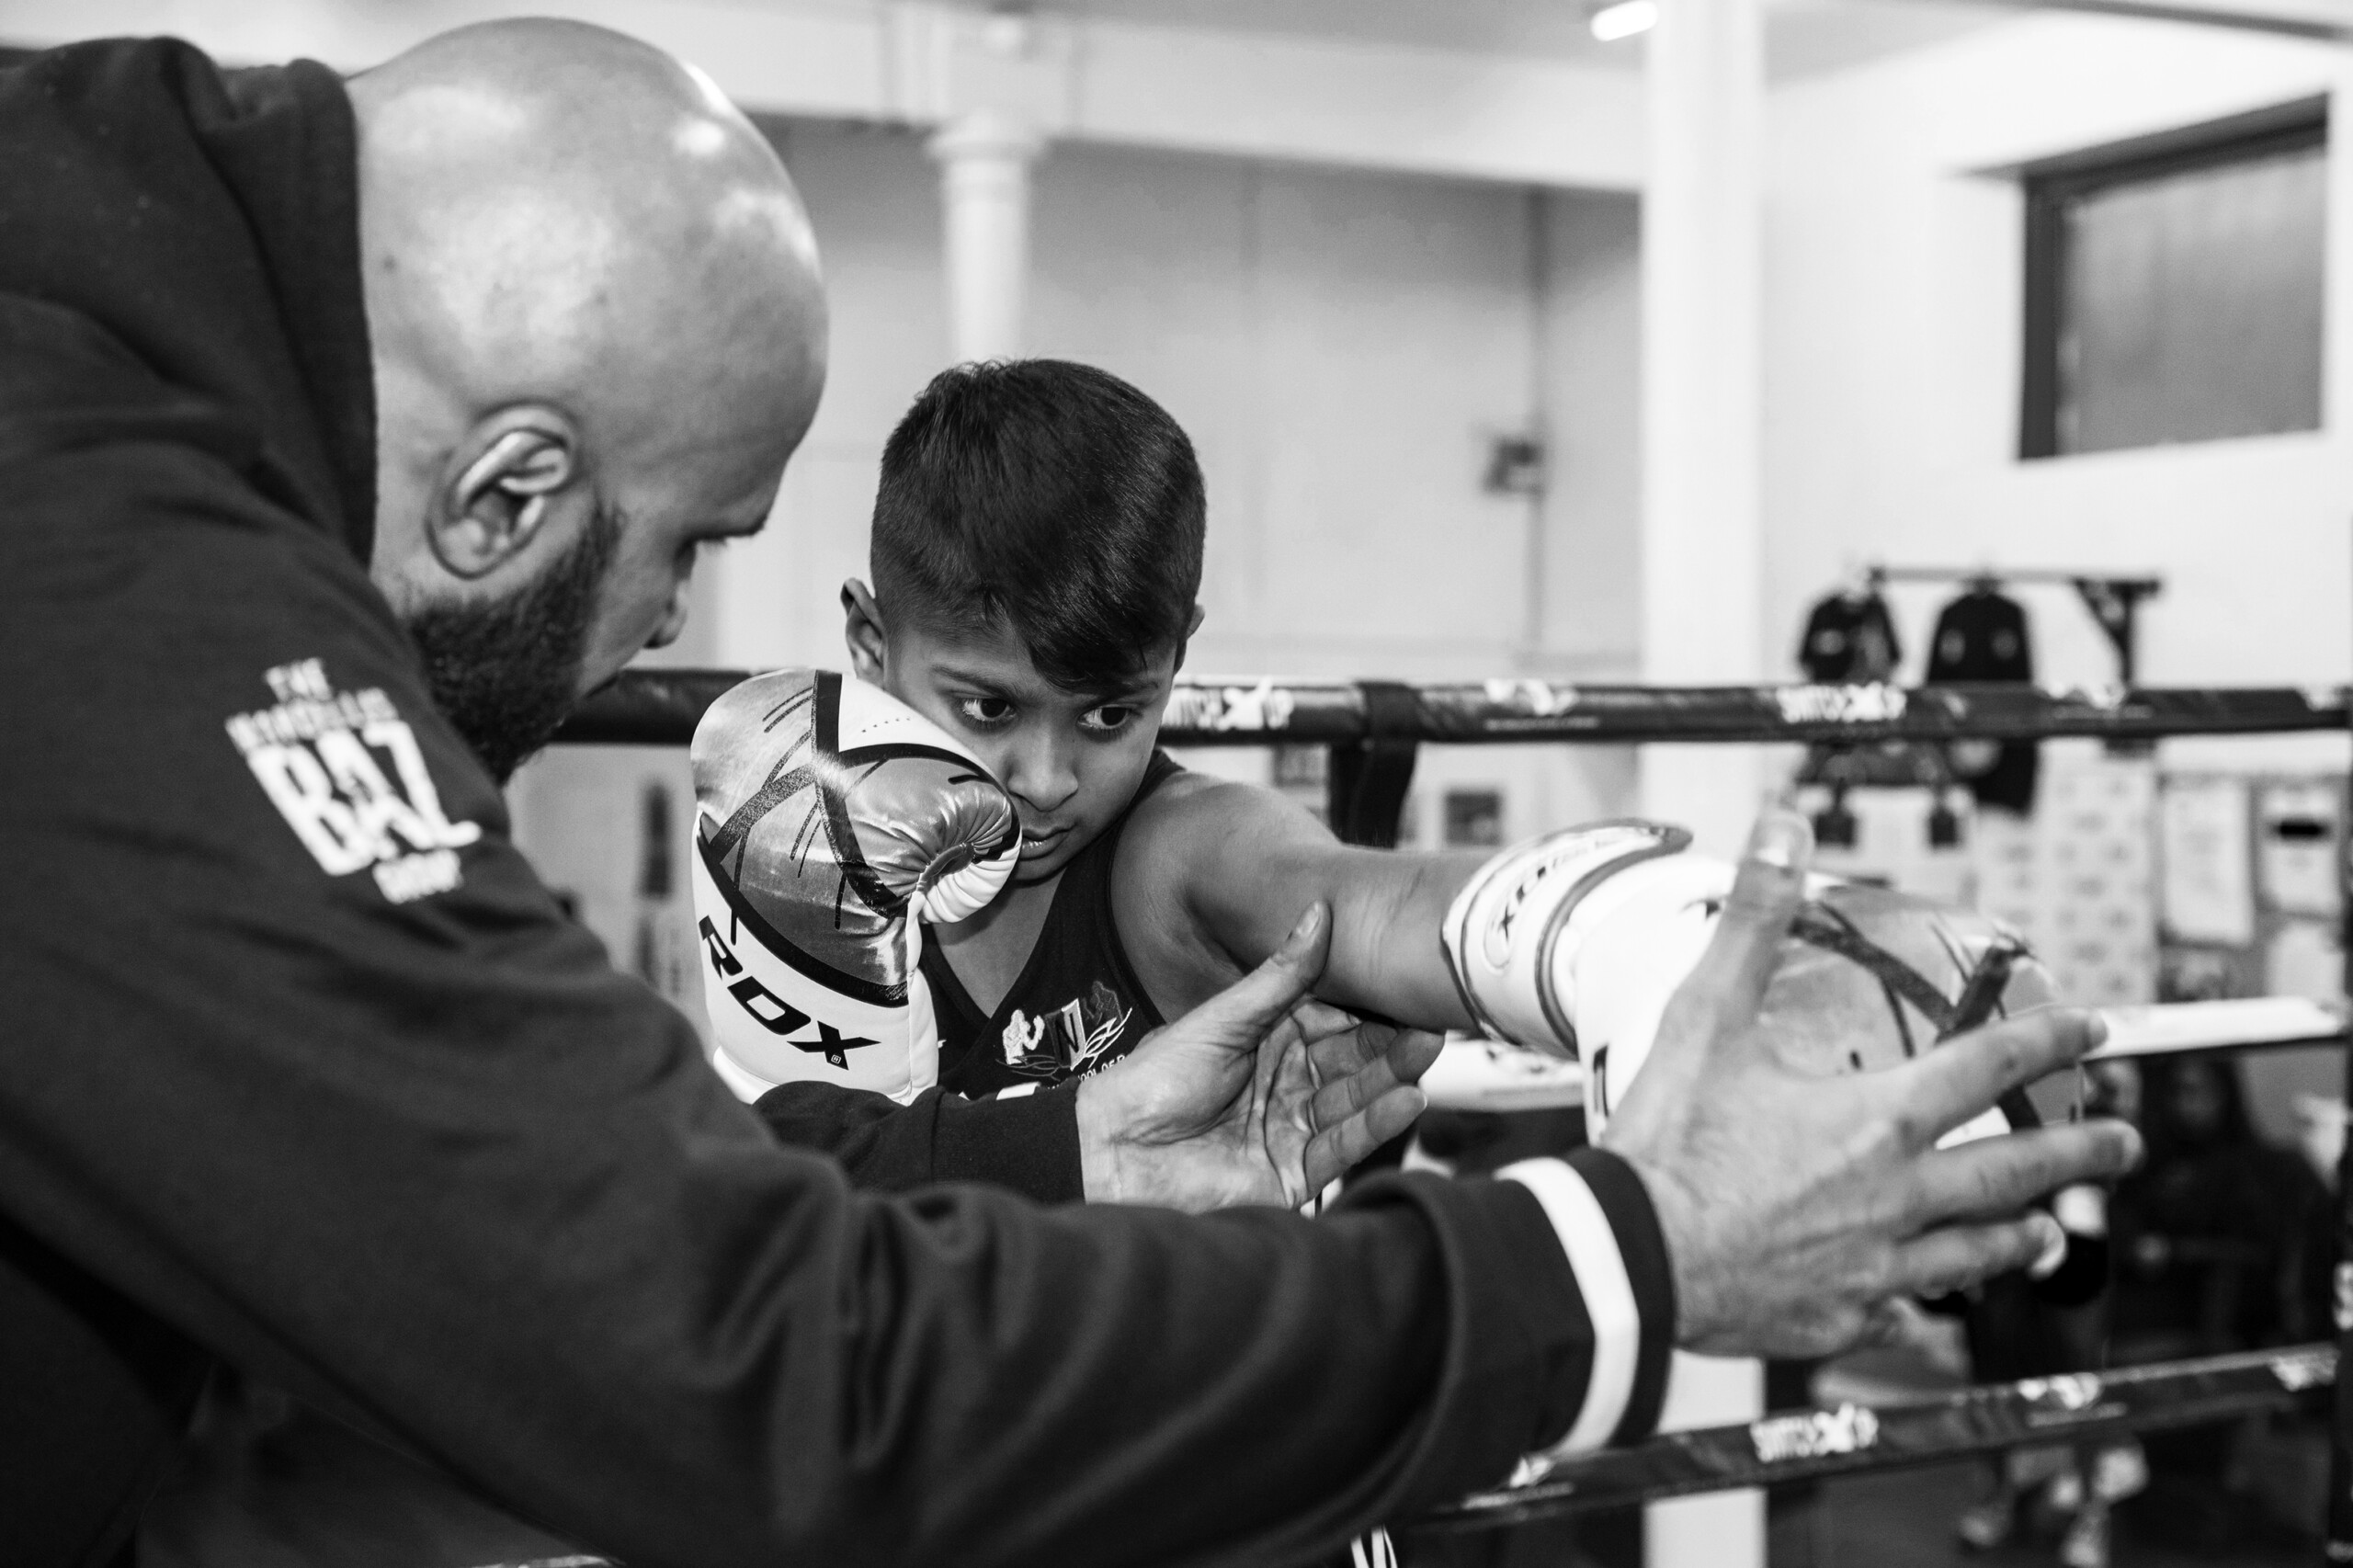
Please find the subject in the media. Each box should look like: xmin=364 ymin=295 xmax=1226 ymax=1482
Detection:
xmin=24 ymin=1052 xmax=1664 ymax=1568
xmin=755 ymin=1080 xmax=1087 ymax=1202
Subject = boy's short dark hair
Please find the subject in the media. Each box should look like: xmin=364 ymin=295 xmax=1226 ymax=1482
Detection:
xmin=871 ymin=359 xmax=1205 ymax=692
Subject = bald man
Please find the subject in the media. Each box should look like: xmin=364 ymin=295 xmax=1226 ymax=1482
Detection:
xmin=0 ymin=21 xmax=2135 ymax=1568
xmin=356 ymin=24 xmax=828 ymax=783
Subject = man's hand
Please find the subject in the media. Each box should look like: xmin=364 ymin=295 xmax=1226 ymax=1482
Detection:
xmin=1076 ymin=903 xmax=1442 ymax=1210
xmin=1599 ymin=810 xmax=2144 ymax=1359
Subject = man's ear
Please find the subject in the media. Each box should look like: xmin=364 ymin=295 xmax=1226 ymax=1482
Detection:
xmin=429 ymin=410 xmax=582 ymax=580
xmin=842 ymin=579 xmax=890 ymax=682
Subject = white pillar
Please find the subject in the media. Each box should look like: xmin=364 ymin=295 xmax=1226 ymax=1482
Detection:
xmin=1638 ymin=0 xmax=1768 ymax=860
xmin=928 ymin=109 xmax=1043 ymax=364
xmin=1639 ymin=2 xmax=1768 ymax=1563
xmin=1646 ymin=1352 xmax=1767 ymax=1568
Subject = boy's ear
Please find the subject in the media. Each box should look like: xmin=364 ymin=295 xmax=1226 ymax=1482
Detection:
xmin=1172 ymin=602 xmax=1206 ymax=674
xmin=842 ymin=579 xmax=890 ymax=682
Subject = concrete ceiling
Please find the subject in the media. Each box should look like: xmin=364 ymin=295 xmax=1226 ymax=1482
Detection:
xmin=1017 ymin=0 xmax=2012 ymax=77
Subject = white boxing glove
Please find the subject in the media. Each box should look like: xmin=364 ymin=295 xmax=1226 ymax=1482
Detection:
xmin=689 ymin=669 xmax=1017 ymax=1104
xmin=1440 ymin=820 xmax=2055 ymax=1139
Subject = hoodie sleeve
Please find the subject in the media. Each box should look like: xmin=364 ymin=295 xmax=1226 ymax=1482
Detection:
xmin=0 ymin=424 xmax=1674 ymax=1566
xmin=751 ymin=1080 xmax=1087 ymax=1202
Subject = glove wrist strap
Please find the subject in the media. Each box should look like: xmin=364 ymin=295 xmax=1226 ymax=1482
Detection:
xmin=1440 ymin=821 xmax=1691 ymax=1055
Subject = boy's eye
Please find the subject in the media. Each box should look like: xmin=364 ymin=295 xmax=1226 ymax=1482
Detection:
xmin=1080 ymin=705 xmax=1136 ymax=733
xmin=954 ymin=696 xmax=1016 ymax=728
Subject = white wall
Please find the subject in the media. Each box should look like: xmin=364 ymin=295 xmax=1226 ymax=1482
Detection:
xmin=1755 ymin=16 xmax=2353 ymax=1144
xmin=1539 ymin=188 xmax=1646 ymax=675
xmin=700 ymin=123 xmax=1645 ymax=836
xmin=1763 ymin=13 xmax=2353 ymax=720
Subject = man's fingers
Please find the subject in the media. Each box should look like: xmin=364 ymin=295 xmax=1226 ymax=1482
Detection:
xmin=1357 ymin=1085 xmax=1427 ymax=1156
xmin=1631 ymin=813 xmax=1811 ymax=1107
xmin=1383 ymin=1027 xmax=1443 ymax=1087
xmin=1308 ymin=1052 xmax=1397 ymax=1131
xmin=1688 ymin=810 xmax=1813 ymax=1018
xmin=1302 ymin=1085 xmax=1427 ymax=1193
xmin=1306 ymin=1028 xmax=1374 ymax=1086
xmin=1170 ymin=902 xmax=1333 ymax=1051
xmin=1891 ymin=1008 xmax=2109 ymax=1143
xmin=1302 ymin=1017 xmax=1427 ymax=1088
xmin=1887 ymin=1213 xmax=2067 ymax=1301
xmin=1280 ymin=1002 xmax=1376 ymax=1074
xmin=1901 ymin=1122 xmax=2142 ymax=1229
xmin=1302 ymin=1030 xmax=1441 ymax=1131
xmin=1288 ymin=1000 xmax=1363 ymax=1050
xmin=1261 ymin=1021 xmax=1317 ymax=1131
xmin=1259 ymin=1006 xmax=1316 ymax=1069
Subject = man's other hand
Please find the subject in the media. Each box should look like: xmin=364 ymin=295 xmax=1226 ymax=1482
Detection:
xmin=1599 ymin=810 xmax=2144 ymax=1359
xmin=1076 ymin=903 xmax=1442 ymax=1210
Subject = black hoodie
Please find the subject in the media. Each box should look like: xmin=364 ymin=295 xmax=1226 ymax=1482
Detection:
xmin=0 ymin=38 xmax=1670 ymax=1568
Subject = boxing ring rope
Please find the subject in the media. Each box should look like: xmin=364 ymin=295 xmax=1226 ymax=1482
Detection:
xmin=554 ymin=671 xmax=2353 ymax=1551
xmin=559 ymin=671 xmax=2348 ymax=748
xmin=559 ymin=673 xmax=2348 ymax=846
xmin=1418 ymin=1346 xmax=2336 ymax=1530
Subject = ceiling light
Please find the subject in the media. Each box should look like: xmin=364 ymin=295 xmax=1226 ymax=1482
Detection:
xmin=1590 ymin=0 xmax=1659 ymax=41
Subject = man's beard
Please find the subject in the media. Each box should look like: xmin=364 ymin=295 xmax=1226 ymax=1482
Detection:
xmin=402 ymin=504 xmax=623 ymax=785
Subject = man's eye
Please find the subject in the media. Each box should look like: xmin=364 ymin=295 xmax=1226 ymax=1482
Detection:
xmin=954 ymin=697 xmax=1015 ymax=728
xmin=1081 ymin=705 xmax=1135 ymax=733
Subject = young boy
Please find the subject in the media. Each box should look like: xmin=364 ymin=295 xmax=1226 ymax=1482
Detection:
xmin=843 ymin=358 xmax=1486 ymax=1095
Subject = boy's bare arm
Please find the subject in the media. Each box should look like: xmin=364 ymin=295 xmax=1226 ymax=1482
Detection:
xmin=1117 ymin=777 xmax=1486 ymax=1028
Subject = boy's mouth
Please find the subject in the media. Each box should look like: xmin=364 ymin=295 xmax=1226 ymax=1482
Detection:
xmin=1018 ymin=825 xmax=1071 ymax=858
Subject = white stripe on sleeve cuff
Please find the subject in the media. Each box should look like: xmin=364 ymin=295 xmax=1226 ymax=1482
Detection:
xmin=1498 ymin=1155 xmax=1639 ymax=1458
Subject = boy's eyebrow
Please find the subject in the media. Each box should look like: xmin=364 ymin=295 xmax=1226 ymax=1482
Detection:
xmin=932 ymin=662 xmax=1162 ymax=705
xmin=930 ymin=662 xmax=1023 ymax=696
xmin=1062 ymin=672 xmax=1164 ymax=705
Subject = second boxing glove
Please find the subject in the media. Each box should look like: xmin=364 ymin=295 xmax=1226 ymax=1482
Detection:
xmin=1440 ymin=820 xmax=2056 ymax=1139
xmin=690 ymin=668 xmax=1018 ymax=1104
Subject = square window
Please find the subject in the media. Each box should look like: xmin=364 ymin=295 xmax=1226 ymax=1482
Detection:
xmin=2020 ymin=99 xmax=2326 ymax=459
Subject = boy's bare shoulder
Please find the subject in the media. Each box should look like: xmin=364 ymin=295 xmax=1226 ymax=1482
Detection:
xmin=1123 ymin=769 xmax=1327 ymax=869
xmin=1113 ymin=770 xmax=1337 ymax=1014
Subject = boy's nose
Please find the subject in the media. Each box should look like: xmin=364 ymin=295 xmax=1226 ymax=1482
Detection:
xmin=1005 ymin=733 xmax=1079 ymax=815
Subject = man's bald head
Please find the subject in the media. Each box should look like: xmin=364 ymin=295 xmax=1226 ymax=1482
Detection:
xmin=349 ymin=19 xmax=827 ymax=776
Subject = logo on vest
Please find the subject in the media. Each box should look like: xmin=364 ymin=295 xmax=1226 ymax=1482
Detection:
xmin=225 ymin=659 xmax=481 ymax=903
xmin=1003 ymin=981 xmax=1133 ymax=1081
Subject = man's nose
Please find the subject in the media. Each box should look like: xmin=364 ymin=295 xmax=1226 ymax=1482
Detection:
xmin=1004 ymin=731 xmax=1079 ymax=814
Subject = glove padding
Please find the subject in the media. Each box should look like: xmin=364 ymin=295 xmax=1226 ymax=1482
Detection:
xmin=690 ymin=669 xmax=1017 ymax=1103
xmin=1441 ymin=821 xmax=2056 ymax=1139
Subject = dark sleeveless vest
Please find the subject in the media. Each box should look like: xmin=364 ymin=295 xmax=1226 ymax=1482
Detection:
xmin=923 ymin=754 xmax=1183 ymax=1097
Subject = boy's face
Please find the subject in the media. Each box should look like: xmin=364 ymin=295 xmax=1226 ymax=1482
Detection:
xmin=846 ymin=585 xmax=1186 ymax=883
